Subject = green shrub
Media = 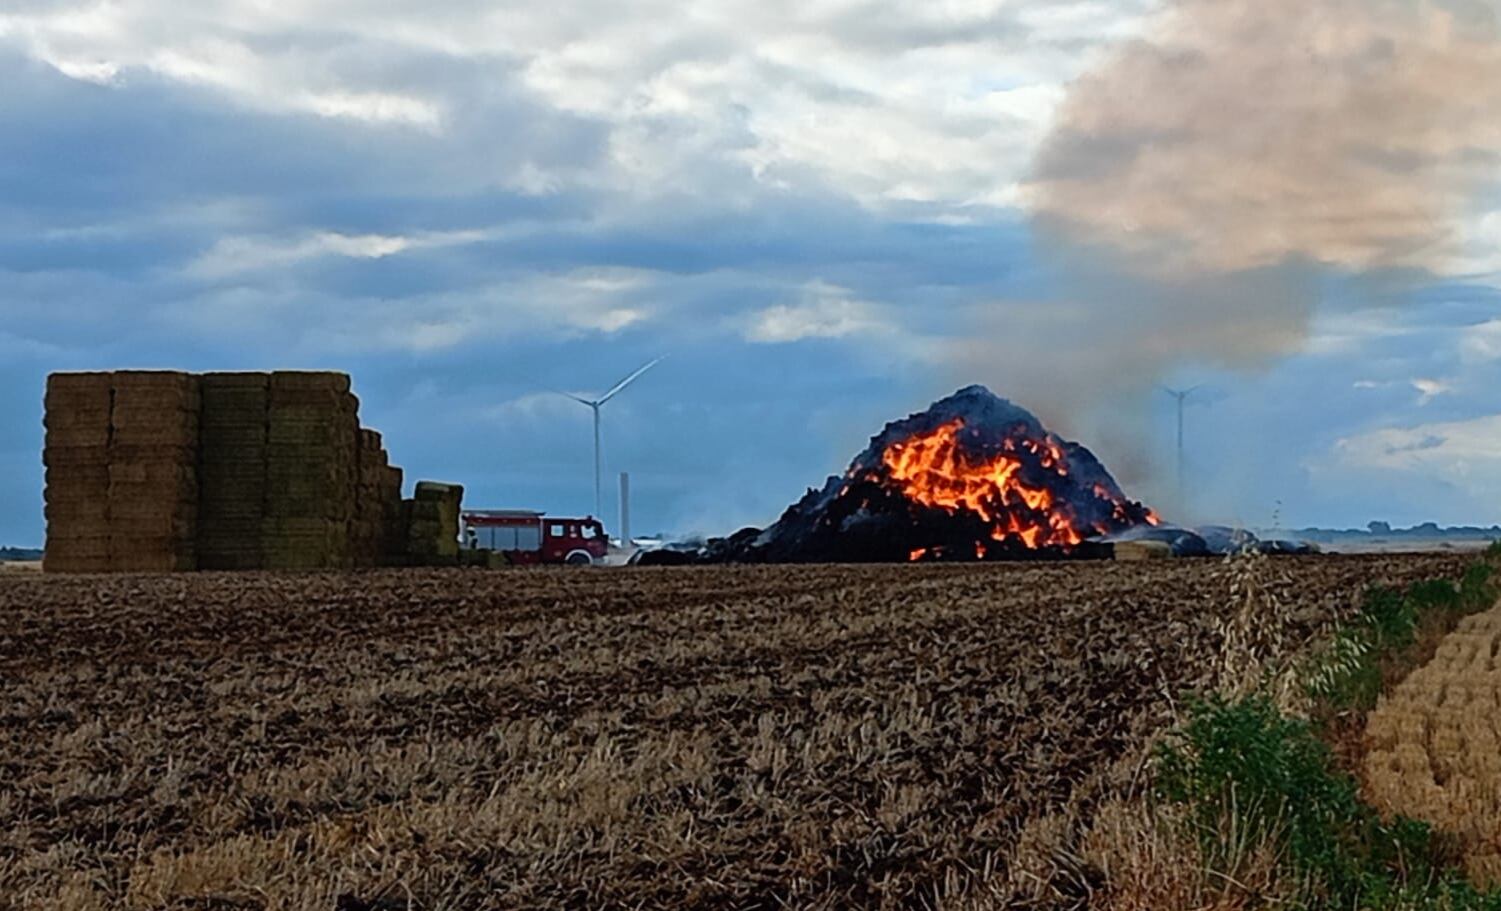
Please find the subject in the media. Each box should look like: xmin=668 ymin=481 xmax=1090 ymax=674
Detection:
xmin=1153 ymin=695 xmax=1501 ymax=909
xmin=1460 ymin=562 xmax=1497 ymax=614
xmin=1157 ymin=559 xmax=1501 ymax=909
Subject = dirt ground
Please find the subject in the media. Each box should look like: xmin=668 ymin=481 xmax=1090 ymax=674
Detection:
xmin=0 ymin=556 xmax=1470 ymax=910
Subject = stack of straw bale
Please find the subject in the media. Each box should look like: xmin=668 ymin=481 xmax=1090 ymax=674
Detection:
xmin=261 ymin=372 xmax=358 ymax=570
xmin=197 ymin=373 xmax=270 ymax=570
xmin=352 ymin=429 xmax=404 ymax=567
xmin=41 ymin=373 xmax=113 ymax=573
xmin=405 ymin=481 xmax=463 ymax=564
xmin=106 ymin=371 xmax=201 ymax=572
xmin=43 ymin=369 xmax=412 ymax=573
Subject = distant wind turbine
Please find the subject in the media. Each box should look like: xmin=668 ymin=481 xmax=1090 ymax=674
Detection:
xmin=559 ymin=358 xmax=663 ymax=520
xmin=1162 ymin=385 xmax=1204 ymax=503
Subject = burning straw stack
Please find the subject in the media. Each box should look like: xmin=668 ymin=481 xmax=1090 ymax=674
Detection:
xmin=197 ymin=373 xmax=270 ymax=570
xmin=107 ymin=372 xmax=201 ymax=572
xmin=261 ymin=372 xmax=359 ymax=570
xmin=404 ymin=481 xmax=463 ymax=565
xmin=41 ymin=373 xmax=113 ymax=573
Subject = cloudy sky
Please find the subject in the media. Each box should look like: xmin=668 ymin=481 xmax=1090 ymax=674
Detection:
xmin=3 ymin=0 xmax=1501 ymax=545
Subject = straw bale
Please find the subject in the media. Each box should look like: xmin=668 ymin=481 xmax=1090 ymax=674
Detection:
xmin=108 ymin=443 xmax=196 ymax=464
xmin=265 ymin=462 xmax=354 ymax=484
xmin=199 ymin=457 xmax=267 ymax=480
xmin=108 ymin=544 xmax=196 ymax=573
xmin=267 ymin=424 xmax=359 ymax=448
xmin=198 ymin=500 xmax=264 ymax=521
xmin=109 ymin=460 xmax=196 ymax=486
xmin=200 ymin=425 xmax=267 ymax=448
xmin=197 ymin=518 xmax=263 ymax=541
xmin=45 ymin=463 xmax=109 ymax=489
xmin=43 ymin=406 xmax=112 ymax=431
xmin=414 ymin=481 xmax=464 ymax=503
xmin=42 ymin=551 xmax=111 ymax=573
xmin=42 ymin=445 xmax=109 ymax=469
xmin=201 ymin=371 xmax=270 ymax=390
xmin=260 ymin=517 xmax=348 ymax=536
xmin=44 ymin=500 xmax=109 ymax=524
xmin=197 ymin=550 xmax=263 ymax=571
xmin=112 ymin=427 xmax=198 ymax=449
xmin=44 ymin=419 xmax=111 ymax=448
xmin=112 ymin=369 xmax=196 ymax=390
xmin=110 ymin=513 xmax=197 ymax=538
xmin=359 ymin=429 xmax=382 ymax=450
xmin=269 ymin=371 xmax=351 ymax=394
xmin=108 ymin=483 xmax=198 ymax=514
xmin=111 ymin=406 xmax=198 ymax=434
xmin=46 ymin=371 xmax=112 ymax=396
xmin=111 ymin=372 xmax=201 ymax=410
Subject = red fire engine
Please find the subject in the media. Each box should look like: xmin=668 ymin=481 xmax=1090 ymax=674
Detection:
xmin=460 ymin=510 xmax=609 ymax=565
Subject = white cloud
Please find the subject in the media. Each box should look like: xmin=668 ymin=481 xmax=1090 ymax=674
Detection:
xmin=185 ymin=229 xmax=493 ymax=278
xmin=1304 ymin=309 xmax=1411 ymax=356
xmin=1412 ymin=377 xmax=1452 ymax=405
xmin=1460 ymin=318 xmax=1501 ymax=363
xmin=743 ymin=281 xmax=896 ymax=343
xmin=1334 ymin=415 xmax=1501 ymax=485
xmin=0 ymin=0 xmax=1158 ymax=210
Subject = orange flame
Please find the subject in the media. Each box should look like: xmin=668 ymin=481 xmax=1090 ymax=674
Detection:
xmin=876 ymin=418 xmax=1140 ymax=550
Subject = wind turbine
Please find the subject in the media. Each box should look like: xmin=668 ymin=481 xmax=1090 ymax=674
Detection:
xmin=1162 ymin=385 xmax=1204 ymax=503
xmin=559 ymin=358 xmax=662 ymax=521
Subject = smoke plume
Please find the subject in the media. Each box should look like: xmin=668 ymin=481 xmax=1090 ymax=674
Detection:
xmin=967 ymin=0 xmax=1501 ymax=506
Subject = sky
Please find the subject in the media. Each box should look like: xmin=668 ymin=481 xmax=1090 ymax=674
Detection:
xmin=3 ymin=0 xmax=1501 ymax=546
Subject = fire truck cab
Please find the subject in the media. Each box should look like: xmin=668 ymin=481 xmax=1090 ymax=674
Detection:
xmin=461 ymin=510 xmax=608 ymax=565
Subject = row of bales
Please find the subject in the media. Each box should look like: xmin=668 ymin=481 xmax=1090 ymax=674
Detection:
xmin=43 ymin=371 xmax=462 ymax=573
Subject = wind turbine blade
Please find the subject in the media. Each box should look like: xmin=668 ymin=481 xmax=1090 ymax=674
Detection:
xmin=551 ymin=389 xmax=597 ymax=406
xmin=597 ymin=356 xmax=663 ymax=405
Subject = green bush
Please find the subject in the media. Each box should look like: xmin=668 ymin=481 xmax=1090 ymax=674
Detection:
xmin=1460 ymin=562 xmax=1497 ymax=614
xmin=1154 ymin=695 xmax=1500 ymax=909
xmin=1157 ymin=559 xmax=1501 ymax=909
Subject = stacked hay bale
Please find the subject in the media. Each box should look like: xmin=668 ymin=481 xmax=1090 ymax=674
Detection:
xmin=107 ymin=372 xmax=201 ymax=572
xmin=43 ymin=369 xmax=412 ymax=573
xmin=380 ymin=464 xmax=406 ymax=564
xmin=261 ymin=372 xmax=358 ymax=570
xmin=352 ymin=429 xmax=404 ymax=567
xmin=41 ymin=373 xmax=113 ymax=573
xmin=405 ymin=481 xmax=463 ymax=565
xmin=197 ymin=373 xmax=270 ymax=570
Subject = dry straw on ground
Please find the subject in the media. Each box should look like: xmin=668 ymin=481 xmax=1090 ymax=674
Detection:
xmin=1364 ymin=603 xmax=1501 ymax=886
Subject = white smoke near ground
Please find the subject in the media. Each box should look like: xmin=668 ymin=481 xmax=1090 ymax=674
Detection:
xmin=964 ymin=0 xmax=1501 ymax=514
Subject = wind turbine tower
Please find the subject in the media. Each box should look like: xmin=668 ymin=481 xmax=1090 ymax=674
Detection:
xmin=1163 ymin=385 xmax=1202 ymax=504
xmin=561 ymin=358 xmax=662 ymax=521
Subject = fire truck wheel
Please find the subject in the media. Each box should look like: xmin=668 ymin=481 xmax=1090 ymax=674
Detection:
xmin=564 ymin=550 xmax=594 ymax=566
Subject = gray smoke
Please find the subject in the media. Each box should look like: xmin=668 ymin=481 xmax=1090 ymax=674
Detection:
xmin=963 ymin=0 xmax=1501 ymax=510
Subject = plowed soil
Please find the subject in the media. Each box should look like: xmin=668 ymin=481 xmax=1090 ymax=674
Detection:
xmin=0 ymin=556 xmax=1468 ymax=910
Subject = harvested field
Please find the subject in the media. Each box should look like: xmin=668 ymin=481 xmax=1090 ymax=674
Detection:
xmin=1364 ymin=601 xmax=1501 ymax=887
xmin=0 ymin=555 xmax=1468 ymax=910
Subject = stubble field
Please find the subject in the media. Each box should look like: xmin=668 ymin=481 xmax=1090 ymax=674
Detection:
xmin=0 ymin=556 xmax=1470 ymax=910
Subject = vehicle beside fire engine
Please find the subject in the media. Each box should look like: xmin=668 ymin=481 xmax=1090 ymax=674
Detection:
xmin=460 ymin=510 xmax=609 ymax=565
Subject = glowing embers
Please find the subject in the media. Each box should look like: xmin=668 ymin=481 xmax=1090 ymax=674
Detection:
xmin=869 ymin=418 xmax=1145 ymax=551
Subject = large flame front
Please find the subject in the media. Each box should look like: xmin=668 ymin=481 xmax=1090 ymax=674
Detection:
xmin=863 ymin=418 xmax=1155 ymax=554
